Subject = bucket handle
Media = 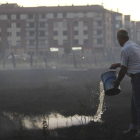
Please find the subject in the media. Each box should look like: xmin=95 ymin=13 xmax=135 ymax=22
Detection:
xmin=102 ymin=68 xmax=118 ymax=74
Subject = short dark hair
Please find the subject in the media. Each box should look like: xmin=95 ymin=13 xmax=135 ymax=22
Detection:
xmin=116 ymin=28 xmax=129 ymax=40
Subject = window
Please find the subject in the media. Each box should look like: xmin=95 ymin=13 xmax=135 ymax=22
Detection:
xmin=16 ymin=41 xmax=21 ymax=46
xmin=97 ymin=21 xmax=102 ymax=26
xmin=40 ymin=23 xmax=45 ymax=27
xmin=63 ymin=40 xmax=67 ymax=45
xmin=54 ymin=31 xmax=58 ymax=36
xmin=16 ymin=14 xmax=20 ymax=19
xmin=7 ymin=32 xmax=12 ymax=36
xmin=83 ymin=21 xmax=88 ymax=26
xmin=97 ymin=39 xmax=102 ymax=44
xmin=54 ymin=13 xmax=57 ymax=18
xmin=29 ymin=31 xmax=35 ymax=36
xmin=116 ymin=23 xmax=120 ymax=28
xmin=41 ymin=14 xmax=46 ymax=18
xmin=7 ymin=40 xmax=12 ymax=45
xmin=63 ymin=31 xmax=67 ymax=35
xmin=63 ymin=22 xmax=67 ymax=27
xmin=7 ymin=14 xmax=11 ymax=19
xmin=16 ymin=23 xmax=21 ymax=28
xmin=53 ymin=40 xmax=58 ymax=45
xmin=74 ymin=40 xmax=79 ymax=45
xmin=40 ymin=31 xmax=45 ymax=36
xmin=39 ymin=51 xmax=44 ymax=55
xmin=84 ymin=39 xmax=88 ymax=44
xmin=16 ymin=32 xmax=21 ymax=36
xmin=74 ymin=12 xmax=78 ymax=18
xmin=29 ymin=23 xmax=34 ymax=28
xmin=96 ymin=12 xmax=102 ymax=17
xmin=53 ymin=22 xmax=58 ymax=28
xmin=97 ymin=30 xmax=102 ymax=35
xmin=27 ymin=51 xmax=34 ymax=55
xmin=39 ymin=40 xmax=46 ymax=45
xmin=83 ymin=30 xmax=88 ymax=35
xmin=28 ymin=14 xmax=33 ymax=19
xmin=74 ymin=21 xmax=78 ymax=26
xmin=63 ymin=13 xmax=67 ymax=18
xmin=7 ymin=23 xmax=11 ymax=28
xmin=83 ymin=12 xmax=87 ymax=17
xmin=29 ymin=40 xmax=35 ymax=45
xmin=74 ymin=31 xmax=78 ymax=35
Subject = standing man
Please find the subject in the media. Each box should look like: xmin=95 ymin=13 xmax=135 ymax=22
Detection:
xmin=110 ymin=28 xmax=140 ymax=137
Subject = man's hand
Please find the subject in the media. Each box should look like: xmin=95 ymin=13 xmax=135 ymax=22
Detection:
xmin=110 ymin=63 xmax=121 ymax=69
xmin=111 ymin=80 xmax=120 ymax=89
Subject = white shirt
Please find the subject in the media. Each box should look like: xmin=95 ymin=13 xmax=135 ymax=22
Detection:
xmin=121 ymin=40 xmax=140 ymax=75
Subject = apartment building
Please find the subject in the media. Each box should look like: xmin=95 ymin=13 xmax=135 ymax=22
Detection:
xmin=112 ymin=12 xmax=124 ymax=47
xmin=130 ymin=21 xmax=137 ymax=43
xmin=124 ymin=15 xmax=131 ymax=39
xmin=136 ymin=21 xmax=140 ymax=45
xmin=0 ymin=3 xmax=115 ymax=56
xmin=1 ymin=3 xmax=139 ymax=56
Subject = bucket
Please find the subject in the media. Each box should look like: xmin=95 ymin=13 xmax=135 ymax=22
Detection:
xmin=101 ymin=70 xmax=121 ymax=96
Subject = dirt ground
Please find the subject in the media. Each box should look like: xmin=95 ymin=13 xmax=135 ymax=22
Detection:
xmin=0 ymin=68 xmax=139 ymax=140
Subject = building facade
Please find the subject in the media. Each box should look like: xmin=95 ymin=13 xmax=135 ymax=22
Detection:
xmin=0 ymin=3 xmax=138 ymax=56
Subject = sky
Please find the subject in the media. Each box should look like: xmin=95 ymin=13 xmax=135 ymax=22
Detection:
xmin=1 ymin=0 xmax=140 ymax=21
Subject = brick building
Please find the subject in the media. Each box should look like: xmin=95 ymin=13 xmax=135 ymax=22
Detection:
xmin=0 ymin=3 xmax=138 ymax=56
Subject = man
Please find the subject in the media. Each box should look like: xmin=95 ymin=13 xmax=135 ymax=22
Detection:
xmin=110 ymin=28 xmax=140 ymax=137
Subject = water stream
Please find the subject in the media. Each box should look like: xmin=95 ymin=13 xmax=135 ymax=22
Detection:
xmin=93 ymin=81 xmax=105 ymax=122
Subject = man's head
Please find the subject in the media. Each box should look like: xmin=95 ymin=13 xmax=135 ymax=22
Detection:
xmin=116 ymin=28 xmax=129 ymax=47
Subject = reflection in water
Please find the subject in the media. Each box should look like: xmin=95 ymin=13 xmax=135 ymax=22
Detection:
xmin=2 ymin=82 xmax=106 ymax=131
xmin=3 ymin=112 xmax=91 ymax=130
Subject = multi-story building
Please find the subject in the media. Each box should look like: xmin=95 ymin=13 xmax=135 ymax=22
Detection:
xmin=112 ymin=12 xmax=124 ymax=47
xmin=0 ymin=3 xmax=139 ymax=56
xmin=124 ymin=15 xmax=131 ymax=39
xmin=136 ymin=21 xmax=140 ymax=45
xmin=0 ymin=3 xmax=114 ymax=56
xmin=130 ymin=21 xmax=137 ymax=43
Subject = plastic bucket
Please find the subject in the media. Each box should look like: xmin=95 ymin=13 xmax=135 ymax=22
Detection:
xmin=101 ymin=70 xmax=121 ymax=96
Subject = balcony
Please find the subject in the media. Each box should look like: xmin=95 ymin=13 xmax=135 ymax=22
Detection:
xmin=93 ymin=25 xmax=103 ymax=29
xmin=38 ymin=27 xmax=48 ymax=30
xmin=26 ymin=18 xmax=35 ymax=22
xmin=93 ymin=17 xmax=103 ymax=20
xmin=39 ymin=18 xmax=48 ymax=22
xmin=26 ymin=36 xmax=36 ymax=39
xmin=26 ymin=45 xmax=36 ymax=48
xmin=93 ymin=34 xmax=103 ymax=38
xmin=26 ymin=27 xmax=36 ymax=31
xmin=38 ymin=35 xmax=49 ymax=39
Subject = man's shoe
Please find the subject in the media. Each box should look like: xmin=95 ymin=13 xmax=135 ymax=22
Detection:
xmin=123 ymin=129 xmax=138 ymax=134
xmin=135 ymin=130 xmax=140 ymax=137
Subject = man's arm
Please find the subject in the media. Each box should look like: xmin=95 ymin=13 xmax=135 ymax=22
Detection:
xmin=117 ymin=65 xmax=127 ymax=82
xmin=110 ymin=63 xmax=121 ymax=69
xmin=111 ymin=65 xmax=127 ymax=88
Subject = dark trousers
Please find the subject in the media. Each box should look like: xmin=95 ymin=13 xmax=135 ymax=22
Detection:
xmin=131 ymin=73 xmax=140 ymax=128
